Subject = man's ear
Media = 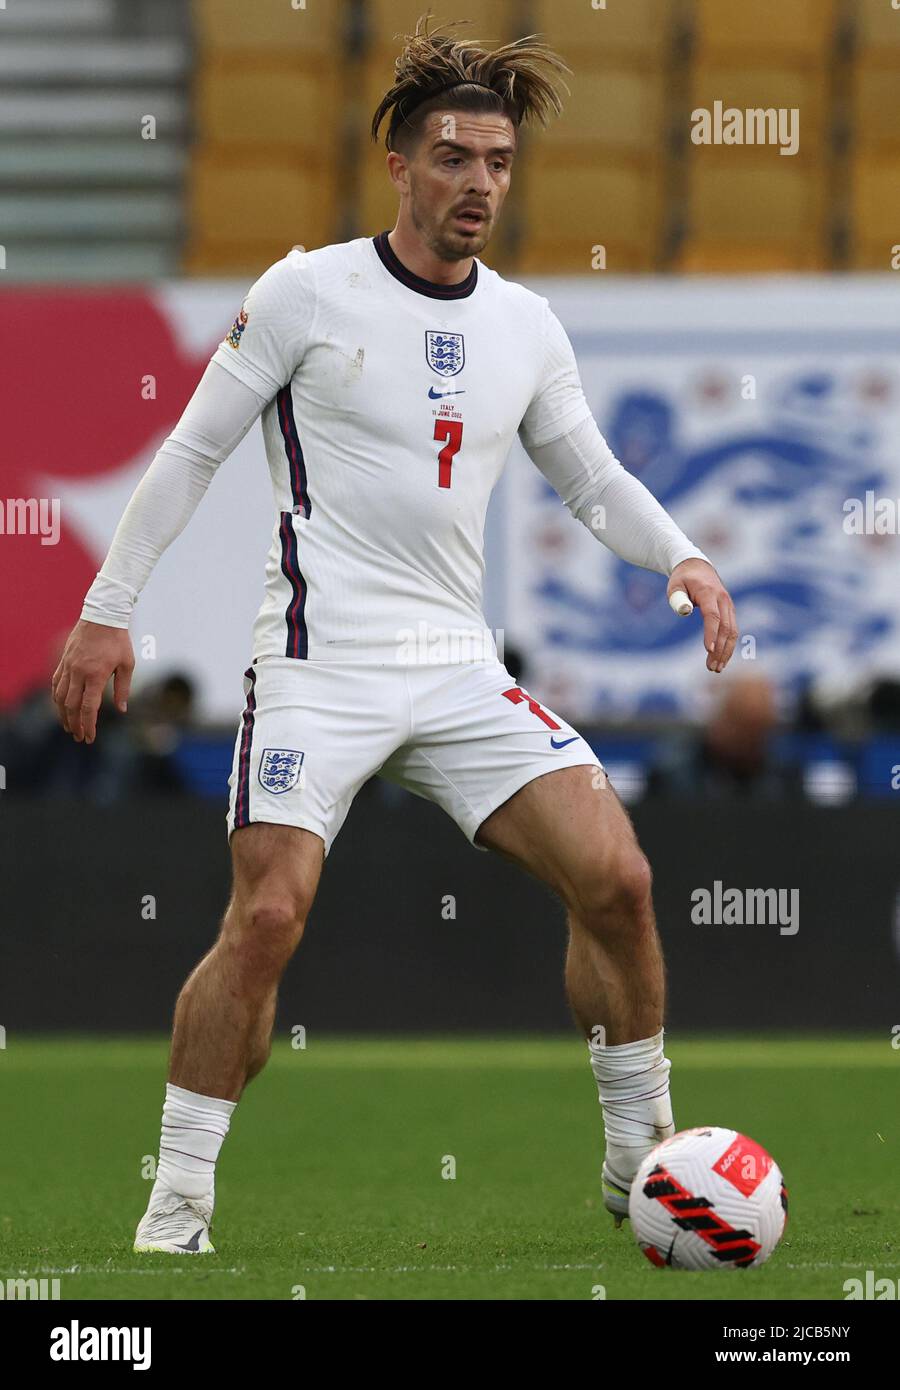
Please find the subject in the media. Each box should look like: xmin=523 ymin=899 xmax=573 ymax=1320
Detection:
xmin=386 ymin=150 xmax=410 ymax=194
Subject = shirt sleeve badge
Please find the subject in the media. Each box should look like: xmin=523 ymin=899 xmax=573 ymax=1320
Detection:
xmin=225 ymin=307 xmax=249 ymax=350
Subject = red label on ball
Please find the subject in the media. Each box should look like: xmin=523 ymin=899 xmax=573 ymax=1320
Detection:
xmin=713 ymin=1136 xmax=772 ymax=1196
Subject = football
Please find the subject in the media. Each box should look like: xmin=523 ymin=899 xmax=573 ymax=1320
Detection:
xmin=628 ymin=1127 xmax=788 ymax=1270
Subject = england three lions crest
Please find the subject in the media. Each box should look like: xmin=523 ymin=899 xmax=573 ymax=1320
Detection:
xmin=258 ymin=747 xmax=304 ymax=794
xmin=426 ymin=331 xmax=465 ymax=377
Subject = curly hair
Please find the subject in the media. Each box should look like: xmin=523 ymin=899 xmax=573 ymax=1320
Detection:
xmin=370 ymin=12 xmax=570 ymax=153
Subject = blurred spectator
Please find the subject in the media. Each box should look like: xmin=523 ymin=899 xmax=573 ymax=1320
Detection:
xmin=131 ymin=673 xmax=197 ymax=794
xmin=649 ymin=673 xmax=800 ymax=799
xmin=0 ymin=633 xmax=135 ymax=803
xmin=0 ymin=643 xmax=200 ymax=801
xmin=867 ymin=677 xmax=900 ymax=733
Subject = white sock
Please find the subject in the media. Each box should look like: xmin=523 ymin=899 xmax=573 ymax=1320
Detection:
xmin=154 ymin=1083 xmax=236 ymax=1201
xmin=588 ymin=1029 xmax=675 ymax=1185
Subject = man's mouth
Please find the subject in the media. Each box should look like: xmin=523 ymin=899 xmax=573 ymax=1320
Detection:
xmin=454 ymin=209 xmax=487 ymax=229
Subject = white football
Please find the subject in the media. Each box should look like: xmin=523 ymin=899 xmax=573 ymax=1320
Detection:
xmin=628 ymin=1126 xmax=788 ymax=1270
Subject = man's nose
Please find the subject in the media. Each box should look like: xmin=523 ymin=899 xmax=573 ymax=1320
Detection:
xmin=467 ymin=165 xmax=493 ymax=195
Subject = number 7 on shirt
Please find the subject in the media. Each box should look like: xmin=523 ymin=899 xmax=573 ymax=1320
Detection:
xmin=433 ymin=418 xmax=463 ymax=489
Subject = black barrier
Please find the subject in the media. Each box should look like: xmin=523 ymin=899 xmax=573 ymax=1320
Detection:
xmin=0 ymin=789 xmax=898 ymax=1032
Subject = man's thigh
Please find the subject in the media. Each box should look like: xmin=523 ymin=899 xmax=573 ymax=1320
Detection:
xmin=230 ymin=822 xmax=325 ymax=903
xmin=475 ymin=764 xmax=647 ymax=905
xmin=382 ymin=658 xmax=601 ymax=847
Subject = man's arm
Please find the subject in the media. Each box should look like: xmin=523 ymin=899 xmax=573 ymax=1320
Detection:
xmin=518 ymin=305 xmax=738 ymax=674
xmin=53 ymin=248 xmax=317 ymax=744
xmin=53 ymin=364 xmax=267 ymax=742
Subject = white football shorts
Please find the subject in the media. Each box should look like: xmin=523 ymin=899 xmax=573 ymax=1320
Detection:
xmin=226 ymin=655 xmax=602 ymax=854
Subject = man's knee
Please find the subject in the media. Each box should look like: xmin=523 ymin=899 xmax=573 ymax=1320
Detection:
xmin=568 ymin=847 xmax=653 ymax=930
xmin=230 ymin=894 xmax=309 ymax=983
xmin=225 ymin=824 xmax=321 ymax=987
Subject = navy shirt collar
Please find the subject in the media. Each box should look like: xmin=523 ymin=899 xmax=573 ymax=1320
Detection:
xmin=372 ymin=230 xmax=478 ymax=300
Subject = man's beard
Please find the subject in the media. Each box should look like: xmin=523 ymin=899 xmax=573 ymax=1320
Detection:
xmin=410 ymin=192 xmax=491 ymax=261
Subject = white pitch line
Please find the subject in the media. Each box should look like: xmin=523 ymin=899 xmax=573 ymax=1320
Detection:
xmin=298 ymin=1262 xmax=604 ymax=1274
xmin=0 ymin=1266 xmax=246 ymax=1277
xmin=784 ymin=1261 xmax=900 ymax=1271
xmin=4 ymin=1263 xmax=608 ymax=1278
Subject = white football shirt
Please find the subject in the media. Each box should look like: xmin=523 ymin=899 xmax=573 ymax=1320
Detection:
xmin=209 ymin=233 xmax=594 ymax=663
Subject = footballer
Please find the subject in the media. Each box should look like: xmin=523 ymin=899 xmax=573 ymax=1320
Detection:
xmin=52 ymin=14 xmax=738 ymax=1254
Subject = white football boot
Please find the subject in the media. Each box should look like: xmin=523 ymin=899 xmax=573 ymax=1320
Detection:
xmin=601 ymin=1159 xmax=632 ymax=1228
xmin=133 ymin=1186 xmax=215 ymax=1254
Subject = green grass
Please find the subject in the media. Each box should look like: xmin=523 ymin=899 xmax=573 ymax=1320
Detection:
xmin=0 ymin=1035 xmax=897 ymax=1300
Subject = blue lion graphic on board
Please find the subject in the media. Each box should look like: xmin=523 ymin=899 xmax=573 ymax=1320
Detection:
xmin=532 ymin=369 xmax=892 ymax=690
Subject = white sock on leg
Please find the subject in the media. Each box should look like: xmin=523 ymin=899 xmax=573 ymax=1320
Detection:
xmin=154 ymin=1083 xmax=236 ymax=1202
xmin=588 ymin=1029 xmax=675 ymax=1185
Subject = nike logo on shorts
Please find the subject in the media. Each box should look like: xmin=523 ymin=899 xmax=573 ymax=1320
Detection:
xmin=550 ymin=735 xmax=578 ymax=749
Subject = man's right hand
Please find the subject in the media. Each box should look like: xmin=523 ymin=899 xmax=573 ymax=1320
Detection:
xmin=51 ymin=620 xmax=135 ymax=744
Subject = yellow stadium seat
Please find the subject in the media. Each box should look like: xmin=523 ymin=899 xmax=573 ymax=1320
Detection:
xmin=188 ymin=155 xmax=337 ymax=257
xmin=183 ymin=241 xmax=306 ymax=276
xmin=194 ymin=0 xmax=343 ymax=57
xmin=365 ymin=0 xmax=514 ymax=49
xmin=677 ymin=242 xmax=827 ymax=272
xmin=529 ymin=0 xmax=678 ymax=64
xmin=857 ymin=0 xmax=900 ymax=61
xmin=690 ymin=64 xmax=827 ymax=149
xmin=850 ymin=156 xmax=900 ymax=267
xmin=852 ymin=63 xmax=900 ymax=148
xmin=683 ymin=162 xmax=827 ymax=264
xmin=541 ymin=64 xmax=666 ymax=154
xmin=518 ymin=155 xmax=663 ymax=272
xmin=359 ymin=146 xmax=399 ymax=236
xmin=196 ymin=64 xmax=340 ymax=150
xmin=694 ymin=0 xmax=837 ymax=63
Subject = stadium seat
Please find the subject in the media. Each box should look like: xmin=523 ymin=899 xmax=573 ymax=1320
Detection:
xmin=186 ymin=155 xmax=336 ymax=270
xmin=856 ymin=0 xmax=900 ymax=62
xmin=680 ymin=162 xmax=828 ymax=270
xmin=529 ymin=0 xmax=678 ymax=64
xmin=690 ymin=63 xmax=828 ymax=149
xmin=693 ymin=0 xmax=837 ymax=63
xmin=193 ymin=0 xmax=343 ymax=58
xmin=677 ymin=241 xmax=827 ymax=272
xmin=849 ymin=155 xmax=900 ymax=268
xmin=852 ymin=63 xmax=900 ymax=150
xmin=540 ymin=64 xmax=666 ymax=155
xmin=359 ymin=146 xmax=398 ymax=238
xmin=517 ymin=155 xmax=663 ymax=272
xmin=365 ymin=0 xmax=514 ymax=50
xmin=195 ymin=64 xmax=340 ymax=150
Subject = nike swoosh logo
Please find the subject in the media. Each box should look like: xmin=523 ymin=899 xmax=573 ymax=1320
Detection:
xmin=550 ymin=735 xmax=578 ymax=749
xmin=176 ymin=1228 xmax=205 ymax=1252
xmin=428 ymin=387 xmax=465 ymax=398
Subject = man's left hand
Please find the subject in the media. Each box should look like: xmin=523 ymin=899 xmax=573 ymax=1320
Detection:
xmin=668 ymin=558 xmax=738 ymax=674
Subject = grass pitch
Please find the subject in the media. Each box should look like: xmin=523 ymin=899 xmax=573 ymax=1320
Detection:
xmin=0 ymin=1035 xmax=896 ymax=1301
